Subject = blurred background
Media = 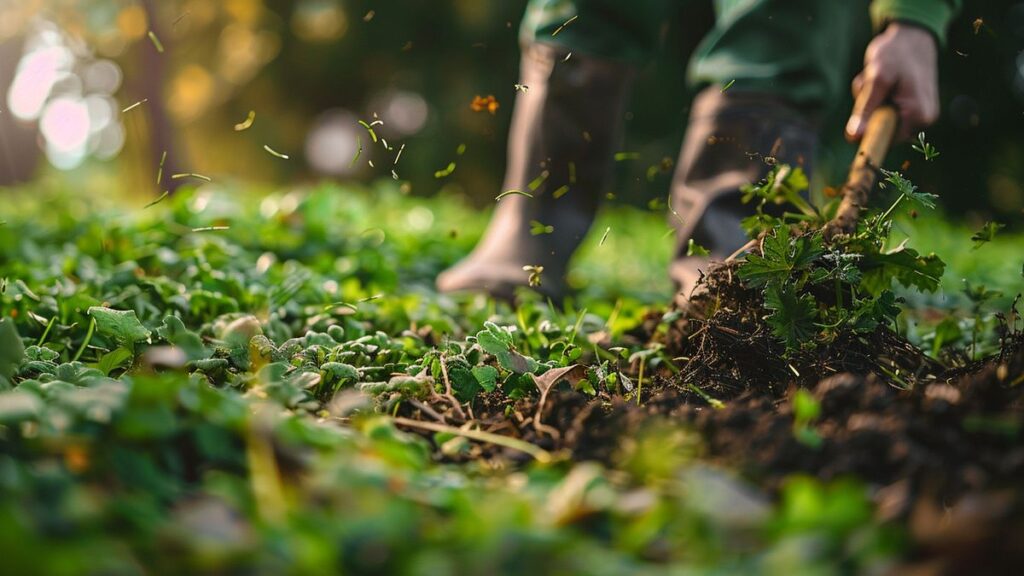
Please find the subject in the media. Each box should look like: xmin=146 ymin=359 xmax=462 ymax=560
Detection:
xmin=1 ymin=0 xmax=1023 ymax=227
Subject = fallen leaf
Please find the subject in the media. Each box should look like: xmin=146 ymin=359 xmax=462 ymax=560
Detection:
xmin=530 ymin=364 xmax=588 ymax=395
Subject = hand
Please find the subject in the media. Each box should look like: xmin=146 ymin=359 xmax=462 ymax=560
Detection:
xmin=846 ymin=23 xmax=939 ymax=142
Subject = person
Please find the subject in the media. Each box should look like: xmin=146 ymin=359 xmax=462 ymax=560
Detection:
xmin=436 ymin=0 xmax=961 ymax=302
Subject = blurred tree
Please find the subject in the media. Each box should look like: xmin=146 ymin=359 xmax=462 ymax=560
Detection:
xmin=1 ymin=0 xmax=1021 ymax=226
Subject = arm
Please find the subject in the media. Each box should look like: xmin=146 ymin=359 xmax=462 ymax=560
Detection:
xmin=846 ymin=0 xmax=962 ymax=142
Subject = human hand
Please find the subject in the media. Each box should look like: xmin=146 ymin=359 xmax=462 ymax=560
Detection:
xmin=846 ymin=23 xmax=939 ymax=142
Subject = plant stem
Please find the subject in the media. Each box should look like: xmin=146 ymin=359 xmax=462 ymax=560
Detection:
xmin=515 ymin=306 xmax=531 ymax=355
xmin=877 ymin=194 xmax=906 ymax=224
xmin=569 ymin=307 xmax=587 ymax=347
xmin=37 ymin=316 xmax=56 ymax=346
xmin=658 ymin=352 xmax=680 ymax=374
xmin=636 ymin=356 xmax=645 ymax=406
xmin=72 ymin=319 xmax=96 ymax=362
xmin=788 ymin=192 xmax=818 ymax=217
xmin=245 ymin=420 xmax=286 ymax=523
xmin=685 ymin=381 xmax=725 ymax=409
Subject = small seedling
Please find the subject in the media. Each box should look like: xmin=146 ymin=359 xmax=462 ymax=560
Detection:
xmin=912 ymin=132 xmax=940 ymax=161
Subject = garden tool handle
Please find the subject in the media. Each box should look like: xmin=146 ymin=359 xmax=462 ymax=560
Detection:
xmin=824 ymin=104 xmax=899 ymax=240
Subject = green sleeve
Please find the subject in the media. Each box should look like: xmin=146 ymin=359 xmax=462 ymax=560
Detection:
xmin=870 ymin=0 xmax=963 ymax=45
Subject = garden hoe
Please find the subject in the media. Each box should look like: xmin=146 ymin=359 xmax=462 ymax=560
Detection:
xmin=680 ymin=100 xmax=899 ymax=314
xmin=720 ymin=102 xmax=900 ymax=265
xmin=824 ymin=103 xmax=899 ymax=240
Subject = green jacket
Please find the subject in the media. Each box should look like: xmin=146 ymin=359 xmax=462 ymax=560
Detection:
xmin=872 ymin=0 xmax=962 ymax=45
xmin=522 ymin=0 xmax=962 ymax=107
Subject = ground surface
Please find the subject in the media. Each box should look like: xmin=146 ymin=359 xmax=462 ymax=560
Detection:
xmin=0 ymin=181 xmax=1022 ymax=575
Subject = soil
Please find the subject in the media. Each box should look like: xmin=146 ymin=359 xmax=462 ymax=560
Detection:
xmin=395 ymin=263 xmax=1024 ymax=574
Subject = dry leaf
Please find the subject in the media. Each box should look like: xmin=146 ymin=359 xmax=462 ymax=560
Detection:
xmin=530 ymin=364 xmax=588 ymax=395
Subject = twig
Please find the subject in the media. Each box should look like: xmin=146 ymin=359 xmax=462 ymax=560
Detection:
xmin=532 ymin=384 xmax=561 ymax=440
xmin=725 ymin=238 xmax=759 ymax=262
xmin=407 ymin=399 xmax=447 ymax=423
xmin=392 ymin=417 xmax=553 ymax=463
xmin=636 ymin=355 xmax=646 ymax=405
xmin=438 ymin=354 xmax=467 ymax=421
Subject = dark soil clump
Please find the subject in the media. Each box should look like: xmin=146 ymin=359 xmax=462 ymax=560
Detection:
xmin=651 ymin=260 xmax=943 ymax=398
xmin=405 ymin=335 xmax=1024 ymax=573
xmin=396 ymin=263 xmax=1024 ymax=573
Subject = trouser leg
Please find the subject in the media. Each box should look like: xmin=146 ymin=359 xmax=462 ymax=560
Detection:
xmin=436 ymin=43 xmax=635 ymax=300
xmin=668 ymin=87 xmax=819 ymax=297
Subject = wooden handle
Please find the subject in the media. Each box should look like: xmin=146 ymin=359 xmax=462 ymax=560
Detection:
xmin=824 ymin=105 xmax=899 ymax=239
xmin=856 ymin=105 xmax=899 ymax=171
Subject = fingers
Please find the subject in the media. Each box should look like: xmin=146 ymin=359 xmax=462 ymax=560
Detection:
xmin=893 ymin=87 xmax=939 ymax=141
xmin=845 ymin=68 xmax=893 ymax=142
xmin=849 ymin=23 xmax=940 ymax=143
xmin=895 ymin=96 xmax=917 ymax=142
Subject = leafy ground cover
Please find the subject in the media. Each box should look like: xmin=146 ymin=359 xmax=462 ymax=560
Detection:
xmin=0 ymin=179 xmax=1022 ymax=575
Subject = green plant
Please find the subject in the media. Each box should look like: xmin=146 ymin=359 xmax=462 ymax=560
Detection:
xmin=791 ymin=388 xmax=823 ymax=448
xmin=736 ymin=165 xmax=945 ymax=352
xmin=912 ymin=131 xmax=940 ymax=161
xmin=971 ymin=221 xmax=1005 ymax=249
xmin=0 ymin=181 xmax=920 ymax=575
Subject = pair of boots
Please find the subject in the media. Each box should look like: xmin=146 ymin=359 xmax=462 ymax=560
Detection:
xmin=437 ymin=44 xmax=817 ymax=302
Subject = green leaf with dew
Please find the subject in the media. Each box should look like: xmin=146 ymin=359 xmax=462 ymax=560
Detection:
xmin=88 ymin=307 xmax=152 ymax=350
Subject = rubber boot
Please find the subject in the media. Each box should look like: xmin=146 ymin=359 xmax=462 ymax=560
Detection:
xmin=669 ymin=87 xmax=819 ymax=301
xmin=437 ymin=43 xmax=635 ymax=301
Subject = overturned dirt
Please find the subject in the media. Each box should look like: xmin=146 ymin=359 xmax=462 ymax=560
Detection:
xmin=394 ymin=259 xmax=1024 ymax=574
xmin=402 ymin=337 xmax=1023 ymax=500
xmin=653 ymin=260 xmax=944 ymax=396
xmin=395 ymin=334 xmax=1024 ymax=574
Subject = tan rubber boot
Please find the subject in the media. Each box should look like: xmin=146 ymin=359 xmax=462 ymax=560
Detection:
xmin=669 ymin=87 xmax=819 ymax=302
xmin=437 ymin=43 xmax=635 ymax=301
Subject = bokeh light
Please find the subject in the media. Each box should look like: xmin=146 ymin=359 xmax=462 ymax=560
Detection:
xmin=305 ymin=109 xmax=360 ymax=176
xmin=8 ymin=43 xmax=73 ymax=121
xmin=6 ymin=19 xmax=125 ymax=171
xmin=169 ymin=64 xmax=215 ymax=121
xmin=375 ymin=90 xmax=430 ymax=136
xmin=218 ymin=23 xmax=280 ymax=86
xmin=82 ymin=60 xmax=122 ymax=94
xmin=40 ymin=96 xmax=90 ymax=168
xmin=291 ymin=0 xmax=347 ymax=43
